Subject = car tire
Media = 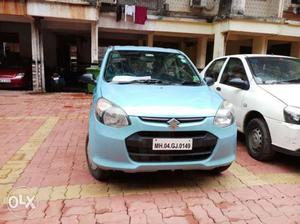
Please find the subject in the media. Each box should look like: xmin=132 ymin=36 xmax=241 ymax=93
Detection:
xmin=245 ymin=118 xmax=275 ymax=161
xmin=211 ymin=164 xmax=231 ymax=174
xmin=85 ymin=136 xmax=110 ymax=181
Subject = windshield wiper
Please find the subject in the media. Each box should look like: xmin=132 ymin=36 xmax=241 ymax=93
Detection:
xmin=115 ymin=79 xmax=165 ymax=85
xmin=282 ymin=78 xmax=300 ymax=83
xmin=181 ymin=81 xmax=202 ymax=86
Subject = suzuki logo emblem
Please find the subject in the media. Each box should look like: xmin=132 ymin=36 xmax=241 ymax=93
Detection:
xmin=167 ymin=118 xmax=180 ymax=130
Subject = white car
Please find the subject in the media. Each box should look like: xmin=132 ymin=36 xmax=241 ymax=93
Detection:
xmin=201 ymin=55 xmax=300 ymax=161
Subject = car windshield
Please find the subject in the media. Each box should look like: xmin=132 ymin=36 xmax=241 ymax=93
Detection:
xmin=247 ymin=57 xmax=300 ymax=84
xmin=104 ymin=50 xmax=202 ymax=85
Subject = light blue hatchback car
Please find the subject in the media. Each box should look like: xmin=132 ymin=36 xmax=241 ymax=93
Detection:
xmin=81 ymin=46 xmax=237 ymax=180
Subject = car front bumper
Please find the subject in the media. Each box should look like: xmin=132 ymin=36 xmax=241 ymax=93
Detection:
xmin=88 ymin=114 xmax=237 ymax=173
xmin=0 ymin=77 xmax=26 ymax=88
xmin=266 ymin=117 xmax=300 ymax=153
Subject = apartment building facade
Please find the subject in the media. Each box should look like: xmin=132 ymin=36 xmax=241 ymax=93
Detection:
xmin=1 ymin=0 xmax=300 ymax=91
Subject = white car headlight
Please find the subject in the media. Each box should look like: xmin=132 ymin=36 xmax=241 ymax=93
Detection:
xmin=214 ymin=101 xmax=234 ymax=128
xmin=95 ymin=98 xmax=130 ymax=128
xmin=15 ymin=73 xmax=25 ymax=79
xmin=284 ymin=106 xmax=300 ymax=125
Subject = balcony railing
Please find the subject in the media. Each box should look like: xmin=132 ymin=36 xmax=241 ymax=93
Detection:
xmin=117 ymin=0 xmax=163 ymax=11
xmin=44 ymin=0 xmax=99 ymax=6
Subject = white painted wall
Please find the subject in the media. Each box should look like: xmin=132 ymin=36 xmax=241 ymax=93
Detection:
xmin=245 ymin=0 xmax=280 ymax=17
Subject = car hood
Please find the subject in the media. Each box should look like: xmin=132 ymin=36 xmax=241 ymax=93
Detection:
xmin=260 ymin=84 xmax=300 ymax=107
xmin=100 ymin=83 xmax=223 ymax=117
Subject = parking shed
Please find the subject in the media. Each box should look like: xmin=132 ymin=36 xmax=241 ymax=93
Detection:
xmin=42 ymin=20 xmax=92 ymax=92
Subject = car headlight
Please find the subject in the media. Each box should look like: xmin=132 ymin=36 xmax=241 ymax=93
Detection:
xmin=214 ymin=101 xmax=234 ymax=128
xmin=15 ymin=73 xmax=25 ymax=79
xmin=95 ymin=98 xmax=130 ymax=128
xmin=284 ymin=106 xmax=300 ymax=125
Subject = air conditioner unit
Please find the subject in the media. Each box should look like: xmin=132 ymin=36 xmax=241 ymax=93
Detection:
xmin=190 ymin=0 xmax=205 ymax=8
xmin=100 ymin=0 xmax=116 ymax=4
xmin=190 ymin=0 xmax=215 ymax=10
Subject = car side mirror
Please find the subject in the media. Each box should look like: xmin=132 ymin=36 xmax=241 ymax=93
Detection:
xmin=227 ymin=77 xmax=249 ymax=90
xmin=79 ymin=73 xmax=96 ymax=85
xmin=204 ymin=76 xmax=215 ymax=86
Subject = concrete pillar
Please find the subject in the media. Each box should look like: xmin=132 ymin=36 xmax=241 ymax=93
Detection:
xmin=291 ymin=42 xmax=300 ymax=58
xmin=213 ymin=32 xmax=225 ymax=59
xmin=138 ymin=39 xmax=144 ymax=46
xmin=147 ymin=33 xmax=154 ymax=47
xmin=252 ymin=36 xmax=268 ymax=54
xmin=31 ymin=18 xmax=44 ymax=92
xmin=196 ymin=36 xmax=208 ymax=69
xmin=91 ymin=22 xmax=98 ymax=65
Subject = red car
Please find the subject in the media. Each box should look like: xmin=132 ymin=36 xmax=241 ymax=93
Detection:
xmin=0 ymin=60 xmax=31 ymax=89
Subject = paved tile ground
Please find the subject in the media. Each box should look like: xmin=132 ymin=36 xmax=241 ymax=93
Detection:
xmin=0 ymin=91 xmax=300 ymax=224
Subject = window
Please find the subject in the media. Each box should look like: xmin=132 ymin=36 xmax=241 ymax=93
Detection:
xmin=204 ymin=58 xmax=226 ymax=82
xmin=220 ymin=58 xmax=248 ymax=86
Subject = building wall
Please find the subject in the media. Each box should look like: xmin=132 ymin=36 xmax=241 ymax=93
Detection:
xmin=165 ymin=0 xmax=220 ymax=16
xmin=284 ymin=0 xmax=292 ymax=10
xmin=244 ymin=0 xmax=280 ymax=17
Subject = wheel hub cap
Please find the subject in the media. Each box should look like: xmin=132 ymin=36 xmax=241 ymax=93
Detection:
xmin=250 ymin=128 xmax=263 ymax=150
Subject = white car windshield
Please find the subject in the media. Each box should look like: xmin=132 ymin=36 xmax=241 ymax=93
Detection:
xmin=247 ymin=57 xmax=300 ymax=84
xmin=104 ymin=51 xmax=202 ymax=85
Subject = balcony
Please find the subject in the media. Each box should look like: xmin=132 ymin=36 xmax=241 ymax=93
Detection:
xmin=100 ymin=0 xmax=219 ymax=19
xmin=44 ymin=0 xmax=99 ymax=6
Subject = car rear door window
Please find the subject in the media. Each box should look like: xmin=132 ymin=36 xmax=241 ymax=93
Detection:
xmin=204 ymin=58 xmax=226 ymax=82
xmin=220 ymin=58 xmax=249 ymax=86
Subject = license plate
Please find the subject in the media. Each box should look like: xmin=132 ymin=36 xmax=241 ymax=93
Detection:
xmin=0 ymin=79 xmax=11 ymax=83
xmin=152 ymin=138 xmax=193 ymax=151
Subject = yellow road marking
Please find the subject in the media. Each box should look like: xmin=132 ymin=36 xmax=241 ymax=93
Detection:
xmin=0 ymin=117 xmax=59 ymax=204
xmin=2 ymin=169 xmax=300 ymax=205
xmin=228 ymin=162 xmax=267 ymax=186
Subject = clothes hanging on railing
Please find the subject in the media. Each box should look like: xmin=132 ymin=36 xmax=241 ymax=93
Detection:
xmin=135 ymin=6 xmax=147 ymax=25
xmin=116 ymin=5 xmax=123 ymax=22
xmin=125 ymin=5 xmax=135 ymax=22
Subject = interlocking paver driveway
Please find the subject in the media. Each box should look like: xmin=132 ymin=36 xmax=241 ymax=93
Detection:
xmin=0 ymin=91 xmax=300 ymax=224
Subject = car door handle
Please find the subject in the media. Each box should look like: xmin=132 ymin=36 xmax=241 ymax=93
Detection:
xmin=216 ymin=87 xmax=221 ymax=91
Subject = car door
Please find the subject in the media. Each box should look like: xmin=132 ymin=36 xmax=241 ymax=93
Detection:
xmin=214 ymin=57 xmax=250 ymax=131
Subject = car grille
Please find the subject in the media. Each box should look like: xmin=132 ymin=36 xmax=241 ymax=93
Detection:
xmin=139 ymin=117 xmax=205 ymax=123
xmin=125 ymin=131 xmax=217 ymax=162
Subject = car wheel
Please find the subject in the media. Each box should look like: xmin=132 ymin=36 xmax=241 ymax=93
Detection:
xmin=211 ymin=164 xmax=231 ymax=174
xmin=85 ymin=136 xmax=110 ymax=181
xmin=245 ymin=118 xmax=275 ymax=161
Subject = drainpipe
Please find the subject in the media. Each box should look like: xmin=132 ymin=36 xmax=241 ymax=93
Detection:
xmin=278 ymin=0 xmax=285 ymax=18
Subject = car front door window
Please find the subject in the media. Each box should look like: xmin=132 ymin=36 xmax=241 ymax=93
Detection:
xmin=204 ymin=58 xmax=226 ymax=82
xmin=220 ymin=58 xmax=249 ymax=88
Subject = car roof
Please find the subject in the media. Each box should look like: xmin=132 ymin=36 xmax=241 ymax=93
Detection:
xmin=216 ymin=54 xmax=297 ymax=59
xmin=109 ymin=46 xmax=181 ymax=54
